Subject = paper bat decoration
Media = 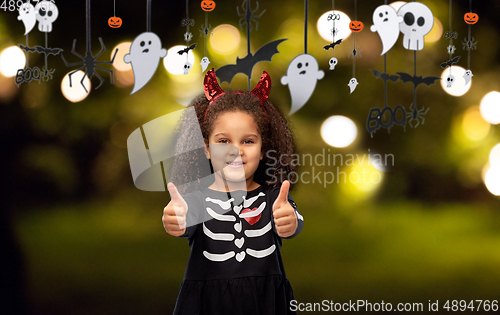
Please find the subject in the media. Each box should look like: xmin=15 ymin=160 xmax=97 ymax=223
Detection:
xmin=19 ymin=44 xmax=36 ymax=53
xmin=34 ymin=46 xmax=63 ymax=56
xmin=370 ymin=69 xmax=399 ymax=82
xmin=323 ymin=39 xmax=343 ymax=51
xmin=177 ymin=43 xmax=197 ymax=55
xmin=440 ymin=56 xmax=461 ymax=69
xmin=215 ymin=38 xmax=287 ymax=84
xmin=396 ymin=72 xmax=441 ymax=88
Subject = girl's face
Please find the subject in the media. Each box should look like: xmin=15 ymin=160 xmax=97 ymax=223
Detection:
xmin=205 ymin=110 xmax=263 ymax=189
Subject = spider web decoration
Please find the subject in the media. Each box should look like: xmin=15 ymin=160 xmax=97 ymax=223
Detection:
xmin=324 ymin=0 xmax=343 ymax=72
xmin=215 ymin=0 xmax=287 ymax=91
xmin=16 ymin=0 xmax=63 ymax=86
xmin=61 ymin=0 xmax=118 ymax=93
xmin=440 ymin=0 xmax=461 ymax=89
xmin=123 ymin=0 xmax=167 ymax=94
xmin=178 ymin=0 xmax=196 ymax=75
xmin=281 ymin=0 xmax=323 ymax=115
xmin=462 ymin=0 xmax=477 ymax=85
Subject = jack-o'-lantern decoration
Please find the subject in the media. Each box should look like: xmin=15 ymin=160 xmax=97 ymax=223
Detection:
xmin=108 ymin=16 xmax=122 ymax=28
xmin=464 ymin=12 xmax=479 ymax=24
xmin=201 ymin=0 xmax=215 ymax=12
xmin=349 ymin=20 xmax=364 ymax=32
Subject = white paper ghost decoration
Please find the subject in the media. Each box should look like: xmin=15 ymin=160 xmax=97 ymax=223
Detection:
xmin=18 ymin=2 xmax=37 ymax=35
xmin=397 ymin=2 xmax=434 ymax=51
xmin=200 ymin=57 xmax=210 ymax=72
xmin=463 ymin=70 xmax=473 ymax=85
xmin=281 ymin=54 xmax=324 ymax=115
xmin=35 ymin=0 xmax=58 ymax=33
xmin=348 ymin=78 xmax=358 ymax=94
xmin=124 ymin=32 xmax=167 ymax=94
xmin=370 ymin=5 xmax=403 ymax=55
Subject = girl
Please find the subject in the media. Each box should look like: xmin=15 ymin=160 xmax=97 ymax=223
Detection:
xmin=163 ymin=69 xmax=304 ymax=315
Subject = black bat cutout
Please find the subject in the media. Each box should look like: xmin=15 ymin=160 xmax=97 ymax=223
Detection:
xmin=323 ymin=39 xmax=343 ymax=51
xmin=216 ymin=38 xmax=287 ymax=84
xmin=370 ymin=69 xmax=399 ymax=82
xmin=177 ymin=43 xmax=197 ymax=55
xmin=440 ymin=56 xmax=461 ymax=69
xmin=396 ymin=72 xmax=441 ymax=88
xmin=34 ymin=46 xmax=63 ymax=56
xmin=19 ymin=44 xmax=36 ymax=53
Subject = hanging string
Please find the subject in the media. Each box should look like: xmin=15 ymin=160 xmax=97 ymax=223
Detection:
xmin=113 ymin=0 xmax=116 ymax=16
xmin=352 ymin=0 xmax=357 ymax=78
xmin=467 ymin=0 xmax=472 ymax=69
xmin=304 ymin=0 xmax=308 ymax=54
xmin=449 ymin=0 xmax=452 ymax=75
xmin=87 ymin=0 xmax=91 ymax=52
xmin=383 ymin=0 xmax=388 ymax=108
xmin=147 ymin=0 xmax=151 ymax=32
xmin=185 ymin=0 xmax=190 ymax=62
xmin=204 ymin=12 xmax=208 ymax=57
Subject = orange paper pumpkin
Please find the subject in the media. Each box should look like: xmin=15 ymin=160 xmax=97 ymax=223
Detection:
xmin=108 ymin=16 xmax=122 ymax=28
xmin=201 ymin=0 xmax=216 ymax=12
xmin=349 ymin=21 xmax=364 ymax=32
xmin=464 ymin=12 xmax=479 ymax=24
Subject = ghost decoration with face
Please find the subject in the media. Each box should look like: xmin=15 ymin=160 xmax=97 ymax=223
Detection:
xmin=281 ymin=54 xmax=324 ymax=115
xmin=18 ymin=2 xmax=37 ymax=35
xmin=348 ymin=78 xmax=359 ymax=94
xmin=463 ymin=70 xmax=473 ymax=85
xmin=329 ymin=57 xmax=338 ymax=71
xmin=370 ymin=5 xmax=403 ymax=55
xmin=35 ymin=0 xmax=59 ymax=33
xmin=397 ymin=2 xmax=434 ymax=51
xmin=200 ymin=57 xmax=210 ymax=72
xmin=124 ymin=32 xmax=167 ymax=94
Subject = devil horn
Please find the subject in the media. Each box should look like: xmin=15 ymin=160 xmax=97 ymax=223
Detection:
xmin=251 ymin=71 xmax=271 ymax=104
xmin=204 ymin=69 xmax=225 ymax=101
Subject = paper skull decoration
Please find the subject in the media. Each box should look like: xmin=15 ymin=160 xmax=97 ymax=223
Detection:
xmin=349 ymin=21 xmax=364 ymax=32
xmin=108 ymin=16 xmax=122 ymax=28
xmin=201 ymin=0 xmax=216 ymax=12
xmin=329 ymin=57 xmax=338 ymax=70
xmin=464 ymin=12 xmax=479 ymax=25
xmin=35 ymin=0 xmax=59 ymax=33
xmin=446 ymin=74 xmax=455 ymax=88
xmin=183 ymin=61 xmax=192 ymax=75
xmin=397 ymin=2 xmax=434 ymax=51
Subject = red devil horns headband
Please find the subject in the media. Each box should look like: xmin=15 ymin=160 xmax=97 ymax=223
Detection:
xmin=203 ymin=69 xmax=271 ymax=123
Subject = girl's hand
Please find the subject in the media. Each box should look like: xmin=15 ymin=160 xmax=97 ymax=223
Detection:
xmin=163 ymin=182 xmax=188 ymax=237
xmin=272 ymin=180 xmax=298 ymax=238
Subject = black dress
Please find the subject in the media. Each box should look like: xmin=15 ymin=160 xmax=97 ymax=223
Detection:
xmin=172 ymin=184 xmax=304 ymax=315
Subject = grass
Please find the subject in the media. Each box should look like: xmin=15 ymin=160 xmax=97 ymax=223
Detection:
xmin=14 ymin=191 xmax=500 ymax=314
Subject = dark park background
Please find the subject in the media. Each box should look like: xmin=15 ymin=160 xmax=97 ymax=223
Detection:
xmin=1 ymin=0 xmax=500 ymax=314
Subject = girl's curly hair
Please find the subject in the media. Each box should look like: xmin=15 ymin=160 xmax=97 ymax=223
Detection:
xmin=170 ymin=91 xmax=297 ymax=195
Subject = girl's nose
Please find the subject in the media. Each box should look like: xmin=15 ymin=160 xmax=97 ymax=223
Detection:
xmin=228 ymin=144 xmax=243 ymax=156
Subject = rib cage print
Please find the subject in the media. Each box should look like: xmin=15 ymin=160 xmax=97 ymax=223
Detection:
xmin=202 ymin=191 xmax=276 ymax=263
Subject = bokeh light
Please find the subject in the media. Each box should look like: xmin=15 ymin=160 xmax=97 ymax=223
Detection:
xmin=317 ymin=11 xmax=351 ymax=43
xmin=112 ymin=42 xmax=132 ymax=71
xmin=0 ymin=46 xmax=26 ymax=77
xmin=163 ymin=45 xmax=196 ymax=75
xmin=321 ymin=116 xmax=357 ymax=148
xmin=484 ymin=166 xmax=500 ymax=196
xmin=425 ymin=17 xmax=443 ymax=43
xmin=440 ymin=66 xmax=471 ymax=96
xmin=61 ymin=70 xmax=90 ymax=102
xmin=210 ymin=24 xmax=241 ymax=54
xmin=340 ymin=157 xmax=384 ymax=202
xmin=489 ymin=144 xmax=500 ymax=167
xmin=462 ymin=106 xmax=490 ymax=142
xmin=480 ymin=91 xmax=500 ymax=125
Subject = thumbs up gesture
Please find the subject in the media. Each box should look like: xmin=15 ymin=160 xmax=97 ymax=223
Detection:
xmin=272 ymin=180 xmax=298 ymax=238
xmin=163 ymin=182 xmax=188 ymax=237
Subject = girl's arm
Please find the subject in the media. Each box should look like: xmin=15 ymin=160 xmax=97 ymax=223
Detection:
xmin=272 ymin=180 xmax=304 ymax=239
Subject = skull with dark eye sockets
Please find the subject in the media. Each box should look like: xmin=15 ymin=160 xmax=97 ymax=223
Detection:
xmin=183 ymin=62 xmax=192 ymax=75
xmin=397 ymin=2 xmax=433 ymax=51
xmin=446 ymin=74 xmax=455 ymax=88
xmin=329 ymin=57 xmax=338 ymax=70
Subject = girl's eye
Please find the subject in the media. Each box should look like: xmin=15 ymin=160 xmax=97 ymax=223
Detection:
xmin=218 ymin=139 xmax=229 ymax=143
xmin=243 ymin=140 xmax=254 ymax=144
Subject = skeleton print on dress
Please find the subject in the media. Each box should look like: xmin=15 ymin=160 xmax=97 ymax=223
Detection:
xmin=203 ymin=191 xmax=276 ymax=263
